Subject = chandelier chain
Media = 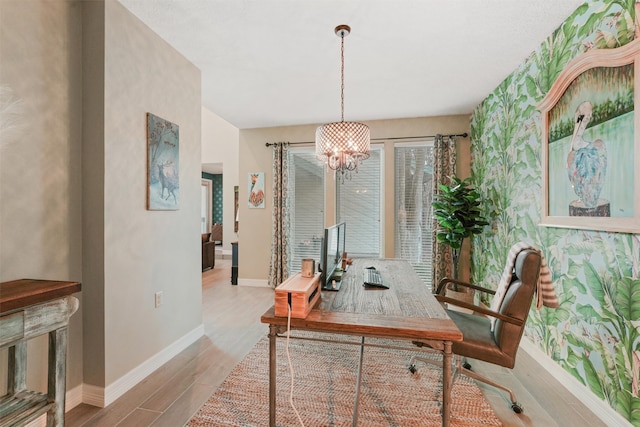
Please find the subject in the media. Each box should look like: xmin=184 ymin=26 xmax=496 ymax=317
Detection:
xmin=340 ymin=33 xmax=345 ymax=122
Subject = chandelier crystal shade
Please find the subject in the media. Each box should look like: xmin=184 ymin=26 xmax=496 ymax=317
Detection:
xmin=316 ymin=25 xmax=370 ymax=178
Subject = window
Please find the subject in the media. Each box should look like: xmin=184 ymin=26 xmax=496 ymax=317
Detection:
xmin=288 ymin=149 xmax=325 ymax=274
xmin=336 ymin=148 xmax=383 ymax=258
xmin=395 ymin=143 xmax=434 ymax=287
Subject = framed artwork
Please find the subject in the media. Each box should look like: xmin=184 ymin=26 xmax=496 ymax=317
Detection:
xmin=538 ymin=39 xmax=640 ymax=233
xmin=248 ymin=172 xmax=265 ymax=209
xmin=147 ymin=113 xmax=180 ymax=210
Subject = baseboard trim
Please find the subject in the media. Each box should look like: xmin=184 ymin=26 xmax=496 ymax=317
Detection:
xmin=238 ymin=278 xmax=269 ymax=287
xmin=82 ymin=383 xmax=104 ymax=407
xmin=521 ymin=337 xmax=631 ymax=427
xmin=82 ymin=324 xmax=205 ymax=407
xmin=66 ymin=383 xmax=84 ymax=410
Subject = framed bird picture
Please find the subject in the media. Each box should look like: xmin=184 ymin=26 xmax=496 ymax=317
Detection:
xmin=248 ymin=172 xmax=265 ymax=209
xmin=538 ymin=38 xmax=640 ymax=233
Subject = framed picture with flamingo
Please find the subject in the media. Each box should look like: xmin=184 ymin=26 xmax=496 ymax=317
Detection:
xmin=538 ymin=38 xmax=640 ymax=233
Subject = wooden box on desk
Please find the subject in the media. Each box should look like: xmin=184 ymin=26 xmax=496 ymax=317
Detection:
xmin=274 ymin=272 xmax=321 ymax=318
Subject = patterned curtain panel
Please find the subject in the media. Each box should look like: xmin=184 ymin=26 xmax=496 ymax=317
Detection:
xmin=431 ymin=135 xmax=457 ymax=291
xmin=268 ymin=142 xmax=290 ymax=288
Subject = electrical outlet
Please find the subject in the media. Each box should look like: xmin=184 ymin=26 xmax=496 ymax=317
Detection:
xmin=154 ymin=291 xmax=163 ymax=308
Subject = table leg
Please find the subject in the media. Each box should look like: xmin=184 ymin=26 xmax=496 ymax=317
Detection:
xmin=268 ymin=325 xmax=277 ymax=427
xmin=8 ymin=342 xmax=27 ymax=394
xmin=352 ymin=337 xmax=365 ymax=427
xmin=442 ymin=341 xmax=452 ymax=427
xmin=48 ymin=327 xmax=68 ymax=427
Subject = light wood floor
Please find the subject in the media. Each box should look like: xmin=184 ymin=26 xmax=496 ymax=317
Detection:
xmin=66 ymin=259 xmax=604 ymax=427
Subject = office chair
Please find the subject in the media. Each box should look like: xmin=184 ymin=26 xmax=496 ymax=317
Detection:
xmin=409 ymin=248 xmax=542 ymax=413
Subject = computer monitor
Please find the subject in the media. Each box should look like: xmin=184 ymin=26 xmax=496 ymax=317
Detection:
xmin=320 ymin=222 xmax=346 ymax=290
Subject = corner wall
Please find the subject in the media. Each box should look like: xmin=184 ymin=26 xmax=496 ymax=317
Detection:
xmin=82 ymin=0 xmax=203 ymax=400
xmin=1 ymin=0 xmax=204 ymax=407
xmin=202 ymin=107 xmax=239 ymax=256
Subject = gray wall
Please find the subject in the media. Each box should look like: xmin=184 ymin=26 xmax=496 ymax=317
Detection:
xmin=1 ymin=0 xmax=203 ymax=404
xmin=88 ymin=0 xmax=203 ymax=390
xmin=0 ymin=0 xmax=84 ymax=392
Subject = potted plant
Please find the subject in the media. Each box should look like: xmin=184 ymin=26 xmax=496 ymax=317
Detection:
xmin=432 ymin=176 xmax=488 ymax=296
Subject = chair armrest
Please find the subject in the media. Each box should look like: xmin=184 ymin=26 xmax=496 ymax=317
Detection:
xmin=435 ymin=295 xmax=524 ymax=327
xmin=436 ymin=277 xmax=497 ymax=296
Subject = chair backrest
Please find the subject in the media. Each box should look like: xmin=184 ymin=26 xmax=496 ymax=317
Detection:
xmin=211 ymin=223 xmax=223 ymax=241
xmin=492 ymin=249 xmax=541 ymax=366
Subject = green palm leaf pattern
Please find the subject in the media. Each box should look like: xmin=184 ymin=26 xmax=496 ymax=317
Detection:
xmin=469 ymin=1 xmax=639 ymax=424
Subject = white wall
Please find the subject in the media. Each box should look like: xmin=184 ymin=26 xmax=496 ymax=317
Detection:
xmin=202 ymin=107 xmax=239 ymax=255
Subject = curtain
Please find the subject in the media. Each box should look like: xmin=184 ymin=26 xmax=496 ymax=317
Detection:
xmin=432 ymin=134 xmax=457 ymax=291
xmin=268 ymin=142 xmax=290 ymax=288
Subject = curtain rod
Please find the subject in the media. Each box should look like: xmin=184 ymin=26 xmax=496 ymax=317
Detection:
xmin=265 ymin=132 xmax=468 ymax=147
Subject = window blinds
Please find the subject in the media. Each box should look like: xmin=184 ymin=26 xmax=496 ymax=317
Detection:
xmin=288 ymin=149 xmax=325 ymax=274
xmin=394 ymin=143 xmax=434 ymax=287
xmin=336 ymin=148 xmax=382 ymax=258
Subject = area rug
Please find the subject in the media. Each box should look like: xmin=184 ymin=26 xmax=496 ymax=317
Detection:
xmin=188 ymin=333 xmax=502 ymax=426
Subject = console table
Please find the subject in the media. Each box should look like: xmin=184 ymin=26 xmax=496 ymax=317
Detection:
xmin=0 ymin=279 xmax=81 ymax=427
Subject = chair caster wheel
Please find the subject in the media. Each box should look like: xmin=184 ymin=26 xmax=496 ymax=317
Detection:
xmin=408 ymin=364 xmax=417 ymax=374
xmin=511 ymin=402 xmax=523 ymax=413
xmin=462 ymin=362 xmax=472 ymax=370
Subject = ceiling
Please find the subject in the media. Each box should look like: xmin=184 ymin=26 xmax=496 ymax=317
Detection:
xmin=118 ymin=0 xmax=582 ymax=131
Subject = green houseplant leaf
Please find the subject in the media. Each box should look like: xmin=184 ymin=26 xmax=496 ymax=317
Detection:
xmin=432 ymin=176 xmax=489 ymax=289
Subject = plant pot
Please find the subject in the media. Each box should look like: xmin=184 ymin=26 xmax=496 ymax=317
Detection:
xmin=445 ymin=288 xmax=474 ymax=314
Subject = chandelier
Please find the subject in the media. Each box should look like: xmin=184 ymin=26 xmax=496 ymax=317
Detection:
xmin=316 ymin=25 xmax=370 ymax=180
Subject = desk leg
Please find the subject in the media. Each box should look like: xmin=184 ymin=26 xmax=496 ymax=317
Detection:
xmin=352 ymin=337 xmax=365 ymax=427
xmin=268 ymin=325 xmax=277 ymax=427
xmin=48 ymin=327 xmax=68 ymax=427
xmin=442 ymin=341 xmax=452 ymax=427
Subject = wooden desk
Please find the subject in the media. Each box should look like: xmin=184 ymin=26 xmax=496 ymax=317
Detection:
xmin=0 ymin=279 xmax=81 ymax=427
xmin=261 ymin=258 xmax=462 ymax=427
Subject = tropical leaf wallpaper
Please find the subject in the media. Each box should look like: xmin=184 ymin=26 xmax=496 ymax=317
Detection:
xmin=469 ymin=0 xmax=640 ymax=424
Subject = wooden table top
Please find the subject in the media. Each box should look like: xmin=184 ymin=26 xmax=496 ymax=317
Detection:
xmin=0 ymin=279 xmax=81 ymax=314
xmin=261 ymin=259 xmax=462 ymax=342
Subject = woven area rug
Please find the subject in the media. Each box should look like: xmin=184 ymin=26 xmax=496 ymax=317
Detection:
xmin=188 ymin=333 xmax=502 ymax=426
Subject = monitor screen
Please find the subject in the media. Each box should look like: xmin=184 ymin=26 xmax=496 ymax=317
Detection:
xmin=320 ymin=222 xmax=346 ymax=289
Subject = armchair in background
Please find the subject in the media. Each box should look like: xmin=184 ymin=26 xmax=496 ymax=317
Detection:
xmin=202 ymin=232 xmax=215 ymax=271
xmin=211 ymin=223 xmax=223 ymax=245
xmin=409 ymin=248 xmax=542 ymax=413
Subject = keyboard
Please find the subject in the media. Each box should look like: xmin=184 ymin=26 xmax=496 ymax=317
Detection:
xmin=363 ymin=268 xmax=389 ymax=289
